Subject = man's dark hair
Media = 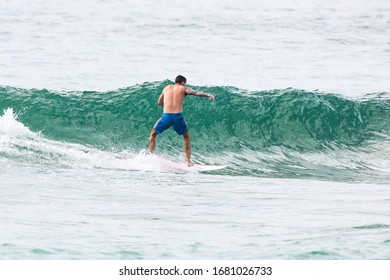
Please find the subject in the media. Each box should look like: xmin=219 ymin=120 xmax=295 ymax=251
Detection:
xmin=175 ymin=75 xmax=187 ymax=84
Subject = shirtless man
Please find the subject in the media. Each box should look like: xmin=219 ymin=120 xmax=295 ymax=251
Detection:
xmin=148 ymin=75 xmax=214 ymax=166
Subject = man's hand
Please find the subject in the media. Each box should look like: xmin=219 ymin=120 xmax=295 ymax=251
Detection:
xmin=208 ymin=94 xmax=214 ymax=101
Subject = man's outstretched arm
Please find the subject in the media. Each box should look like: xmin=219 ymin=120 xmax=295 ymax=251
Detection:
xmin=185 ymin=87 xmax=214 ymax=101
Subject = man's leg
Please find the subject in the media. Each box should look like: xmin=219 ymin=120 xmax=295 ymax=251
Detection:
xmin=148 ymin=129 xmax=158 ymax=153
xmin=182 ymin=131 xmax=193 ymax=166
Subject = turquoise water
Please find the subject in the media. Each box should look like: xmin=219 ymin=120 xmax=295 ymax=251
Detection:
xmin=1 ymin=0 xmax=390 ymax=259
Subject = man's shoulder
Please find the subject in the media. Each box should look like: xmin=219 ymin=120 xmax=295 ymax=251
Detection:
xmin=172 ymin=84 xmax=186 ymax=92
xmin=162 ymin=85 xmax=173 ymax=92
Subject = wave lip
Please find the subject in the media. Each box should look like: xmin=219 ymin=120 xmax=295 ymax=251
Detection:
xmin=0 ymin=108 xmax=33 ymax=137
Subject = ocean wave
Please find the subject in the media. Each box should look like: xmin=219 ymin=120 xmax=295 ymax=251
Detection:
xmin=1 ymin=82 xmax=389 ymax=180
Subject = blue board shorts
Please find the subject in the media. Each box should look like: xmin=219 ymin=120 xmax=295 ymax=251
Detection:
xmin=154 ymin=112 xmax=188 ymax=135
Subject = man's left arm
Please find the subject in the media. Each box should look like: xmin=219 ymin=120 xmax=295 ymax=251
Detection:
xmin=185 ymin=87 xmax=214 ymax=101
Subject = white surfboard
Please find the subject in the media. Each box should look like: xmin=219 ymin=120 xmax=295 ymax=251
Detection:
xmin=162 ymin=160 xmax=227 ymax=172
xmin=117 ymin=151 xmax=226 ymax=172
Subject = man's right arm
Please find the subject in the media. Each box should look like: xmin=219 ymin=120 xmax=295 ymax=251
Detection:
xmin=157 ymin=93 xmax=164 ymax=107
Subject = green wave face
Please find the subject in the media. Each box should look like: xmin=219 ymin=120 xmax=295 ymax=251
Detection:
xmin=1 ymin=82 xmax=390 ymax=180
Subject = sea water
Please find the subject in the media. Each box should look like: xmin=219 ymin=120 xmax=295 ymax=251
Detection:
xmin=0 ymin=0 xmax=389 ymax=259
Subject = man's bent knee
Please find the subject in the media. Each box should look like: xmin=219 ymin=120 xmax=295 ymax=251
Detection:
xmin=149 ymin=129 xmax=158 ymax=138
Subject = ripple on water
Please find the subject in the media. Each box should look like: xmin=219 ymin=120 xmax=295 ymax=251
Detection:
xmin=294 ymin=250 xmax=344 ymax=260
xmin=353 ymin=224 xmax=390 ymax=230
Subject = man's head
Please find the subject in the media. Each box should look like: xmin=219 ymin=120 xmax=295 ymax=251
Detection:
xmin=175 ymin=75 xmax=187 ymax=85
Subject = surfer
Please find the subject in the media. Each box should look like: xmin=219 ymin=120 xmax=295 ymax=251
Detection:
xmin=148 ymin=75 xmax=214 ymax=166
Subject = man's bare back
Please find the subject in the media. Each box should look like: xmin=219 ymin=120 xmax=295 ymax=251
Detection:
xmin=158 ymin=84 xmax=214 ymax=113
xmin=159 ymin=85 xmax=186 ymax=113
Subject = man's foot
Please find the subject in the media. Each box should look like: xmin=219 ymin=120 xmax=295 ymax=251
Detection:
xmin=187 ymin=160 xmax=194 ymax=167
